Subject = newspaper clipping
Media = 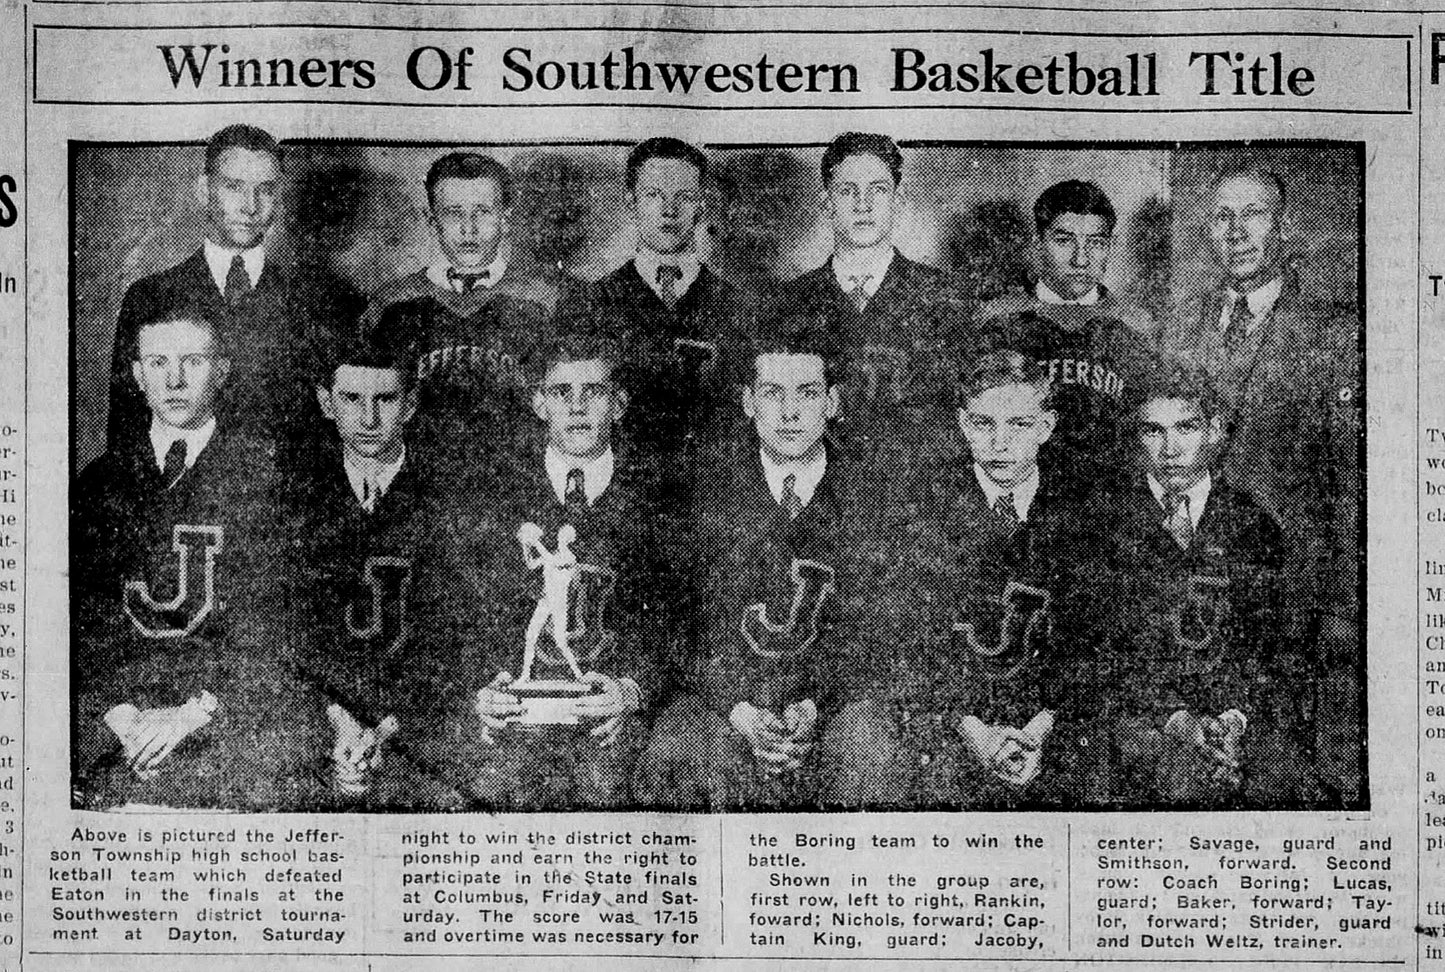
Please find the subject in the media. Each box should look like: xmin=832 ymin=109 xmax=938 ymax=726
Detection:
xmin=1 ymin=0 xmax=1440 ymax=968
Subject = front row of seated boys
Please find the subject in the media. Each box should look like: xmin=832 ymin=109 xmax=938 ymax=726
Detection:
xmin=71 ymin=302 xmax=1318 ymax=811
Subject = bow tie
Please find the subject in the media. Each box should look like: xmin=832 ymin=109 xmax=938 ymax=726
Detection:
xmin=448 ymin=267 xmax=491 ymax=292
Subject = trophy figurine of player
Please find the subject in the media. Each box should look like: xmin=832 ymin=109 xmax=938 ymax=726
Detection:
xmin=510 ymin=522 xmax=597 ymax=726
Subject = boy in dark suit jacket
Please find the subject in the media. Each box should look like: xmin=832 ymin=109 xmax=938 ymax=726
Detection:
xmin=898 ymin=350 xmax=1107 ymax=809
xmin=779 ymin=132 xmax=970 ymax=472
xmin=437 ymin=329 xmax=674 ymax=810
xmin=107 ymin=124 xmax=361 ymax=460
xmin=285 ymin=326 xmax=469 ymax=810
xmin=581 ymin=137 xmax=752 ymax=483
xmin=74 ymin=309 xmax=324 ymax=810
xmin=634 ymin=317 xmax=907 ymax=810
xmin=1086 ymin=362 xmax=1309 ymax=808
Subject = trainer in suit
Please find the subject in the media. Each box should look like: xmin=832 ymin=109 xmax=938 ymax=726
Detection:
xmin=1161 ymin=167 xmax=1362 ymax=807
xmin=978 ymin=179 xmax=1157 ymax=341
xmin=107 ymin=124 xmax=362 ymax=460
xmin=74 ymin=309 xmax=325 ymax=811
xmin=897 ymin=350 xmax=1108 ymax=809
xmin=633 ymin=317 xmax=908 ymax=810
xmin=284 ymin=326 xmax=471 ymax=810
xmin=582 ymin=137 xmax=752 ymax=489
xmin=366 ymin=152 xmax=582 ymax=459
xmin=778 ymin=132 xmax=970 ymax=471
xmin=1083 ymin=362 xmax=1307 ymax=809
xmin=443 ymin=330 xmax=675 ymax=810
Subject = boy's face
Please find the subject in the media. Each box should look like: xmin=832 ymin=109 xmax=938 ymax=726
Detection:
xmin=202 ymin=147 xmax=281 ymax=250
xmin=823 ymin=153 xmax=901 ymax=251
xmin=531 ymin=358 xmax=626 ymax=460
xmin=1037 ymin=211 xmax=1112 ymax=300
xmin=317 ymin=365 xmax=416 ymax=462
xmin=958 ymin=382 xmax=1056 ymax=488
xmin=430 ymin=176 xmax=509 ymax=270
xmin=1138 ymin=397 xmax=1222 ymax=492
xmin=132 ymin=319 xmax=230 ymax=431
xmin=1207 ymin=173 xmax=1285 ymax=291
xmin=743 ymin=352 xmax=838 ymax=462
xmin=629 ymin=157 xmax=704 ymax=256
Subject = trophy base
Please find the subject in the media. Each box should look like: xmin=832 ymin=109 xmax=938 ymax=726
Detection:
xmin=510 ymin=680 xmax=596 ymax=728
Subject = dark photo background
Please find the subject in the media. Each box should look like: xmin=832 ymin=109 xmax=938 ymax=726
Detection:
xmin=70 ymin=140 xmax=1360 ymax=468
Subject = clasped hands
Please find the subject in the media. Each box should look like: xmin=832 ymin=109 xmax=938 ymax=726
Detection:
xmin=960 ymin=709 xmax=1054 ymax=787
xmin=104 ymin=690 xmax=219 ymax=780
xmin=730 ymin=699 xmax=818 ymax=775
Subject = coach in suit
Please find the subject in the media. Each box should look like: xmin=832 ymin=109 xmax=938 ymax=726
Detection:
xmin=1162 ymin=167 xmax=1362 ymax=806
xmin=583 ymin=137 xmax=752 ymax=487
xmin=74 ymin=310 xmax=324 ymax=810
xmin=107 ymin=124 xmax=361 ymax=461
xmin=898 ymin=351 xmax=1107 ymax=809
xmin=634 ymin=320 xmax=908 ymax=810
xmin=779 ymin=132 xmax=970 ymax=470
xmin=1083 ymin=363 xmax=1310 ymax=809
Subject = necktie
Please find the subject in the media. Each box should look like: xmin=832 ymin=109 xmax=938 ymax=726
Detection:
xmin=846 ymin=274 xmax=872 ymax=312
xmin=993 ymin=492 xmax=1020 ymax=530
xmin=780 ymin=474 xmax=803 ymax=520
xmin=161 ymin=438 xmax=187 ymax=489
xmin=1222 ymin=295 xmax=1253 ymax=355
xmin=655 ymin=265 xmax=683 ymax=309
xmin=447 ymin=267 xmax=490 ymax=293
xmin=224 ymin=254 xmax=252 ymax=304
xmin=564 ymin=468 xmax=587 ymax=509
xmin=1163 ymin=491 xmax=1193 ymax=551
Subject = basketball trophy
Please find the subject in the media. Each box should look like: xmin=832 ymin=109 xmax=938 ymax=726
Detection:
xmin=509 ymin=523 xmax=597 ymax=727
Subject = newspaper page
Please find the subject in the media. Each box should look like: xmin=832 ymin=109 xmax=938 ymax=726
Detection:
xmin=0 ymin=0 xmax=1435 ymax=968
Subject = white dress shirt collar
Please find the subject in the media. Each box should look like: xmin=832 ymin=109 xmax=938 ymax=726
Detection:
xmin=1147 ymin=472 xmax=1212 ymax=529
xmin=972 ymin=464 xmax=1041 ymax=521
xmin=759 ymin=448 xmax=828 ymax=509
xmin=831 ymin=246 xmax=895 ymax=298
xmin=427 ymin=247 xmax=509 ymax=294
xmin=1220 ymin=274 xmax=1285 ymax=335
xmin=344 ymin=446 xmax=406 ymax=512
xmin=203 ymin=238 xmax=266 ymax=295
xmin=149 ymin=416 xmax=216 ymax=472
xmin=545 ymin=446 xmax=615 ymax=505
xmin=1036 ymin=279 xmax=1101 ymax=306
xmin=635 ymin=249 xmax=701 ymax=303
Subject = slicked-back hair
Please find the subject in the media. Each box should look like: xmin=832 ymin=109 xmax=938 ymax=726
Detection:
xmin=1131 ymin=359 xmax=1222 ymax=422
xmin=1209 ymin=166 xmax=1288 ymax=214
xmin=1034 ymin=179 xmax=1117 ymax=236
xmin=133 ymin=307 xmax=229 ymax=361
xmin=425 ymin=152 xmax=514 ymax=211
xmin=748 ymin=310 xmax=845 ymax=387
xmin=626 ymin=137 xmax=707 ymax=190
xmin=956 ymin=348 xmax=1055 ymax=411
xmin=205 ymin=124 xmax=283 ymax=175
xmin=821 ymin=132 xmax=904 ymax=187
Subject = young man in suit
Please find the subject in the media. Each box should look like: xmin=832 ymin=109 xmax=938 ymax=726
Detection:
xmin=778 ymin=133 xmax=969 ymax=473
xmin=366 ymin=153 xmax=580 ymax=456
xmin=1086 ymin=363 xmax=1308 ymax=808
xmin=634 ymin=318 xmax=907 ymax=810
xmin=440 ymin=329 xmax=674 ymax=810
xmin=74 ymin=309 xmax=324 ymax=810
xmin=979 ymin=180 xmax=1156 ymax=340
xmin=1161 ymin=166 xmax=1362 ymax=806
xmin=583 ymin=137 xmax=751 ymax=486
xmin=898 ymin=350 xmax=1107 ymax=809
xmin=285 ymin=323 xmax=469 ymax=810
xmin=107 ymin=124 xmax=362 ymax=460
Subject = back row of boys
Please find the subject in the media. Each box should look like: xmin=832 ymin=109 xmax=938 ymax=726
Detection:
xmin=72 ymin=125 xmax=1361 ymax=810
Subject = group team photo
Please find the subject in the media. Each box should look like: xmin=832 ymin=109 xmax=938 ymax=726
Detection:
xmin=66 ymin=125 xmax=1365 ymax=812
